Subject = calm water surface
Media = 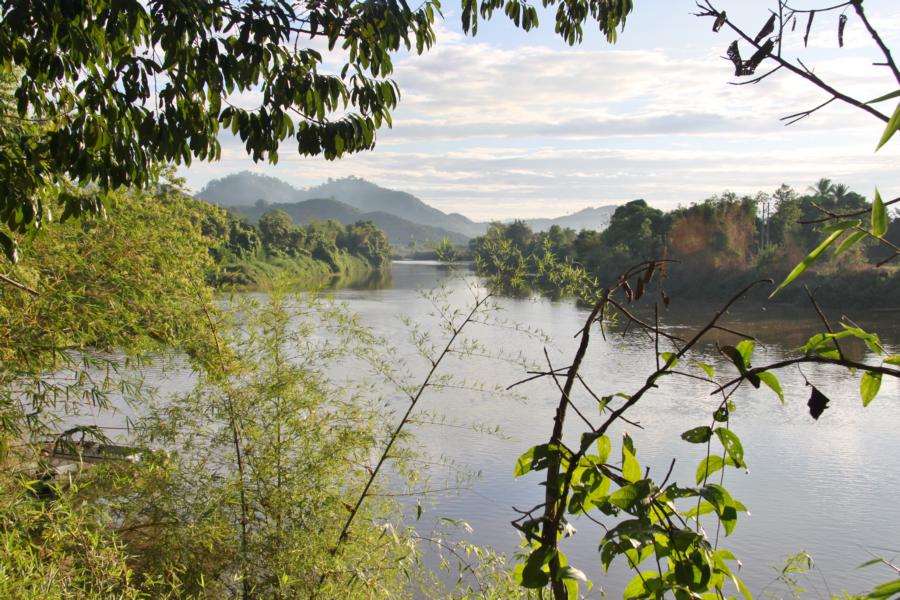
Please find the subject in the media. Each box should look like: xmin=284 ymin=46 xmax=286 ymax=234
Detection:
xmin=331 ymin=262 xmax=900 ymax=597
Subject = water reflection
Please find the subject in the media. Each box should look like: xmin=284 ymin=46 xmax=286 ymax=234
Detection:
xmin=329 ymin=261 xmax=900 ymax=598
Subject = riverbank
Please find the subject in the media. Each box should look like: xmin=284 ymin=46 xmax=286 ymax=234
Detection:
xmin=210 ymin=252 xmax=387 ymax=291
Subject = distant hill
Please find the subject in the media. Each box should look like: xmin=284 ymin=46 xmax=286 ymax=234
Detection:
xmin=230 ymin=198 xmax=469 ymax=247
xmin=198 ymin=172 xmax=486 ymax=238
xmin=200 ymin=172 xmax=299 ymax=206
xmin=522 ymin=206 xmax=617 ymax=232
xmin=197 ymin=172 xmax=619 ymax=245
xmin=298 ymin=177 xmax=487 ymax=238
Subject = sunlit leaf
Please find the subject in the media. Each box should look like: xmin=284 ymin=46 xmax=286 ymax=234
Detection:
xmin=770 ymin=228 xmax=846 ymax=297
xmin=834 ymin=230 xmax=867 ymax=257
xmin=757 ymin=371 xmax=784 ymax=404
xmin=876 ymin=101 xmax=900 ymax=150
xmin=622 ymin=446 xmax=641 ymax=483
xmin=694 ymin=361 xmax=715 ymax=378
xmin=714 ymin=428 xmax=746 ymax=468
xmin=861 ymin=371 xmax=882 ymax=407
xmin=872 ymin=189 xmax=888 ymax=238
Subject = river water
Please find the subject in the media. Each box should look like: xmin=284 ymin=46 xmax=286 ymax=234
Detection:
xmin=328 ymin=261 xmax=900 ymax=598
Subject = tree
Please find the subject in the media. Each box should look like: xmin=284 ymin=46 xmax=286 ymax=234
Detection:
xmin=257 ymin=209 xmax=299 ymax=255
xmin=0 ymin=0 xmax=635 ymax=262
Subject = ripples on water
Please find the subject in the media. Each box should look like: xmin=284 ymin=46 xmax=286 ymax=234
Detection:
xmin=69 ymin=262 xmax=898 ymax=597
xmin=331 ymin=262 xmax=900 ymax=597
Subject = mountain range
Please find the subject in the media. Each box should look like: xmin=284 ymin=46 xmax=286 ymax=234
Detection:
xmin=196 ymin=172 xmax=618 ymax=246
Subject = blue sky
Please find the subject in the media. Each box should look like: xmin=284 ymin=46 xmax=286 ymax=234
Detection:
xmin=179 ymin=0 xmax=900 ymax=220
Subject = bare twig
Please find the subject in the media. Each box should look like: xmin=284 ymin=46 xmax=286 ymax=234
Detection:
xmin=0 ymin=273 xmax=39 ymax=296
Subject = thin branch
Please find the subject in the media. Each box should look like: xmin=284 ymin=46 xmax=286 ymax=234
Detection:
xmin=699 ymin=0 xmax=889 ymax=123
xmin=804 ymin=285 xmax=845 ymax=361
xmin=798 ymin=195 xmax=900 ymax=223
xmin=713 ymin=355 xmax=900 ymax=395
xmin=851 ymin=0 xmax=900 ymax=85
xmin=0 ymin=273 xmax=39 ymax=296
xmin=315 ymin=290 xmax=493 ymax=594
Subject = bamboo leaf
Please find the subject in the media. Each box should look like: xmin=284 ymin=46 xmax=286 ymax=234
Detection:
xmin=872 ymin=190 xmax=888 ymax=238
xmin=876 ymin=101 xmax=900 ymax=150
xmin=770 ymin=228 xmax=846 ymax=297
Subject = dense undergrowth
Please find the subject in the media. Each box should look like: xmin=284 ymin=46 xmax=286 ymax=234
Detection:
xmin=0 ymin=180 xmax=526 ymax=599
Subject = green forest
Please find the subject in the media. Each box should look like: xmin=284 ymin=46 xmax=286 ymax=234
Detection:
xmin=207 ymin=205 xmax=392 ymax=289
xmin=2 ymin=0 xmax=900 ymax=600
xmin=470 ymin=181 xmax=900 ymax=306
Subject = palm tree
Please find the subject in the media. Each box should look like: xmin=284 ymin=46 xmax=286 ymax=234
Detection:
xmin=807 ymin=177 xmax=835 ymax=202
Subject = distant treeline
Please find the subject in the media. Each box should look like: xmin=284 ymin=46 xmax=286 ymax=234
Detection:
xmin=470 ymin=179 xmax=900 ymax=307
xmin=203 ymin=206 xmax=392 ymax=289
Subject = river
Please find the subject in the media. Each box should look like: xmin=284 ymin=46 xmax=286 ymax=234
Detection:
xmin=328 ymin=261 xmax=899 ymax=598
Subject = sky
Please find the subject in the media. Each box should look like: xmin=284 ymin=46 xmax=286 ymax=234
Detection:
xmin=179 ymin=0 xmax=900 ymax=221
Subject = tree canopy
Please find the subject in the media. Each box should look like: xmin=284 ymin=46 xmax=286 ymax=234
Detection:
xmin=0 ymin=0 xmax=634 ymax=261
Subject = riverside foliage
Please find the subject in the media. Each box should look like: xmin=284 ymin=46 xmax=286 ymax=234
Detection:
xmin=470 ymin=182 xmax=900 ymax=307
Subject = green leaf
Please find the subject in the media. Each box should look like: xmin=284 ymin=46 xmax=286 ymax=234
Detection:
xmin=715 ymin=428 xmax=746 ymax=468
xmin=623 ymin=572 xmax=660 ymax=600
xmin=834 ymin=230 xmax=867 ymax=257
xmin=519 ymin=545 xmax=555 ymax=588
xmin=558 ymin=565 xmax=588 ymax=583
xmin=867 ymin=89 xmax=900 ymax=104
xmin=884 ymin=356 xmax=900 ymax=366
xmin=757 ymin=371 xmax=784 ymax=404
xmin=609 ymin=481 xmax=651 ymax=511
xmin=699 ymin=483 xmax=741 ymax=535
xmin=696 ymin=455 xmax=724 ymax=484
xmin=872 ymin=189 xmax=888 ymax=238
xmin=660 ymin=351 xmax=678 ymax=369
xmin=622 ymin=446 xmax=641 ymax=483
xmin=596 ymin=435 xmax=611 ymax=463
xmin=821 ymin=218 xmax=861 ymax=232
xmin=735 ymin=340 xmax=755 ymax=366
xmin=861 ymin=371 xmax=882 ymax=406
xmin=876 ymin=101 xmax=900 ymax=150
xmin=514 ymin=444 xmax=551 ymax=477
xmin=866 ymin=578 xmax=900 ymax=600
xmin=770 ymin=228 xmax=846 ymax=297
xmin=681 ymin=426 xmax=713 ymax=444
xmin=694 ymin=361 xmax=715 ymax=378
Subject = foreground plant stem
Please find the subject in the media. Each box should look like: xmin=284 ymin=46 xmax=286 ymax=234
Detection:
xmin=314 ymin=289 xmax=493 ymax=595
xmin=202 ymin=303 xmax=251 ymax=600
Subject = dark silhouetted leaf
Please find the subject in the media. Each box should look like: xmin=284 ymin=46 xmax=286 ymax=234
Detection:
xmin=713 ymin=11 xmax=727 ymax=32
xmin=727 ymin=41 xmax=743 ymax=75
xmin=746 ymin=38 xmax=775 ymax=74
xmin=838 ymin=13 xmax=847 ymax=47
xmin=681 ymin=426 xmax=713 ymax=444
xmin=807 ymin=386 xmax=830 ymax=420
xmin=755 ymin=14 xmax=776 ymax=43
xmin=804 ymin=11 xmax=815 ymax=47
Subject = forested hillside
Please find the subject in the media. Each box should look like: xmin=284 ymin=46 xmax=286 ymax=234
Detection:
xmin=199 ymin=172 xmax=481 ymax=243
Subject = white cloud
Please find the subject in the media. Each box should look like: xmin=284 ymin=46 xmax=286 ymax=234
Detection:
xmin=180 ymin=0 xmax=900 ymax=221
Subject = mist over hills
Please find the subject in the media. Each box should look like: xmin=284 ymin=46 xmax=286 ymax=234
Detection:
xmin=521 ymin=206 xmax=616 ymax=233
xmin=197 ymin=171 xmax=619 ymax=245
